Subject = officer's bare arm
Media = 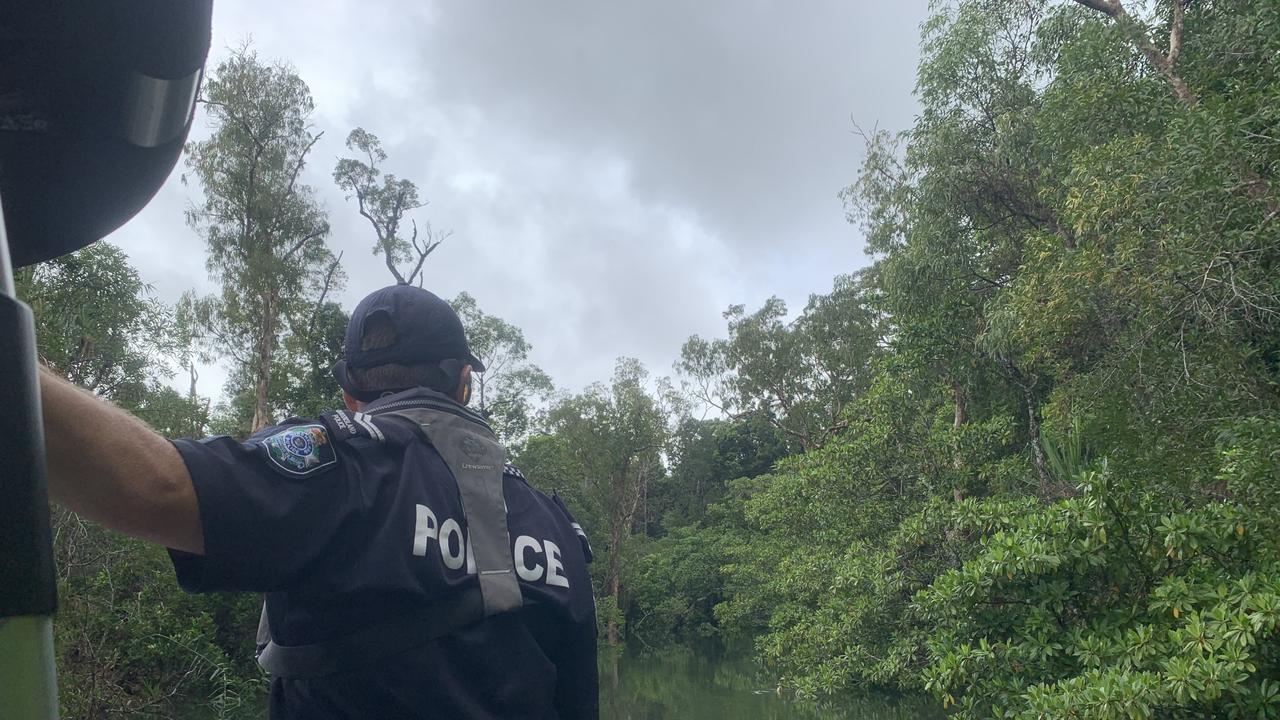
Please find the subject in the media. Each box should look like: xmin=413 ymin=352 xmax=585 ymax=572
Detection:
xmin=38 ymin=366 xmax=205 ymax=555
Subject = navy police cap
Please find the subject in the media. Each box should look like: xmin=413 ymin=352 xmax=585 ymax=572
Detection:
xmin=333 ymin=284 xmax=485 ymax=395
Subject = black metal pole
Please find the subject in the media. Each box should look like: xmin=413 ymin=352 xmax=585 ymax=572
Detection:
xmin=0 ymin=192 xmax=60 ymax=719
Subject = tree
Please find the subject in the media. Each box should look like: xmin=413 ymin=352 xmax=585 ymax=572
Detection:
xmin=275 ymin=300 xmax=349 ymax=420
xmin=450 ymin=292 xmax=553 ymax=444
xmin=185 ymin=44 xmax=339 ymax=433
xmin=334 ymin=127 xmax=448 ymax=285
xmin=1069 ymin=0 xmax=1196 ymax=106
xmin=822 ymin=0 xmax=1280 ymax=713
xmin=522 ymin=359 xmax=669 ymax=644
xmin=678 ymin=273 xmax=884 ymax=451
xmin=655 ymin=413 xmax=787 ymax=529
xmin=16 ymin=243 xmax=211 ymax=436
xmin=1066 ymin=0 xmax=1276 ymax=211
xmin=844 ymin=0 xmax=1070 ymax=496
xmin=202 ymin=300 xmax=347 ymax=438
xmin=18 ymin=244 xmax=174 ymax=402
xmin=16 ymin=247 xmax=253 ymax=718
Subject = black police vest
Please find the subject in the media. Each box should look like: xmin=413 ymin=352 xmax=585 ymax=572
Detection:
xmin=255 ymin=404 xmax=522 ymax=679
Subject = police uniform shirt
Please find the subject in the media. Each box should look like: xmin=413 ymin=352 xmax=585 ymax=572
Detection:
xmin=166 ymin=388 xmax=599 ymax=720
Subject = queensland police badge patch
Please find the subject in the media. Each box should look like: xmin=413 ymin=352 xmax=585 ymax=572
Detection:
xmin=261 ymin=424 xmax=337 ymax=477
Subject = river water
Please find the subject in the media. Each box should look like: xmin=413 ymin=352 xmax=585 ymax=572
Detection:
xmin=183 ymin=648 xmax=941 ymax=719
xmin=600 ymin=649 xmax=942 ymax=720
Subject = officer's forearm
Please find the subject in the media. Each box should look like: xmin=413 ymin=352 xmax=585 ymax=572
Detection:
xmin=38 ymin=366 xmax=205 ymax=554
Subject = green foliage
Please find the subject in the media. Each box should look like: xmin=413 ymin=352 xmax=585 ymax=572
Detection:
xmin=185 ymin=43 xmax=341 ymax=432
xmin=333 ymin=127 xmax=444 ymax=285
xmin=679 ymin=273 xmax=884 ymax=451
xmin=53 ymin=518 xmax=264 ymax=719
xmin=636 ymin=1 xmax=1280 ymax=716
xmin=920 ymin=457 xmax=1280 ymax=719
xmin=17 ymin=243 xmax=210 ymax=436
xmin=628 ymin=524 xmax=728 ymax=645
xmin=18 ymin=244 xmax=171 ymax=397
xmin=594 ymin=595 xmax=627 ymax=646
xmin=451 ymin=292 xmax=554 ymax=444
xmin=276 ymin=300 xmax=349 ymax=419
xmin=711 ymin=370 xmax=1025 ymax=697
xmin=520 ymin=358 xmax=671 ymax=644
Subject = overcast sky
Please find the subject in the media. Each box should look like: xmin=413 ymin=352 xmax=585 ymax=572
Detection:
xmin=108 ymin=0 xmax=930 ymax=401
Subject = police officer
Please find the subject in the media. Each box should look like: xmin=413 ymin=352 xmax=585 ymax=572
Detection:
xmin=38 ymin=284 xmax=599 ymax=719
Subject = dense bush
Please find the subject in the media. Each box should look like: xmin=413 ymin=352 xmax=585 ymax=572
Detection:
xmin=54 ymin=521 xmax=264 ymax=719
xmin=922 ymin=448 xmax=1280 ymax=718
xmin=629 ymin=2 xmax=1280 ymax=718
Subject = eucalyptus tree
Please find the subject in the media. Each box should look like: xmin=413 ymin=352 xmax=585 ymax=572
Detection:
xmin=522 ymin=359 xmax=669 ymax=644
xmin=334 ymin=127 xmax=447 ymax=286
xmin=185 ymin=45 xmax=339 ymax=432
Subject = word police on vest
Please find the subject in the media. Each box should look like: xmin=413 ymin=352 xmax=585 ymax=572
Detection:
xmin=412 ymin=504 xmax=570 ymax=588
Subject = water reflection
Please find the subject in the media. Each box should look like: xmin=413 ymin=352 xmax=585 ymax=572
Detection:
xmin=599 ymin=648 xmax=942 ymax=720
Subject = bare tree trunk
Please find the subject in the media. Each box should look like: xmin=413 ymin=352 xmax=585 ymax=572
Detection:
xmin=1070 ymin=0 xmax=1195 ymax=102
xmin=608 ymin=571 xmax=621 ymax=645
xmin=382 ymin=239 xmax=407 ymax=285
xmin=251 ymin=294 xmax=277 ymax=433
xmin=998 ymin=358 xmax=1060 ymax=498
xmin=606 ymin=489 xmax=629 ymax=645
xmin=605 ymin=548 xmax=624 ymax=645
xmin=1024 ymin=385 xmax=1054 ymax=497
xmin=188 ymin=359 xmax=200 ymax=437
xmin=952 ymin=380 xmax=968 ymax=502
xmin=641 ymin=470 xmax=648 ymax=536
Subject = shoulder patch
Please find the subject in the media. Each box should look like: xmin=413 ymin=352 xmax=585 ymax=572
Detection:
xmin=260 ymin=424 xmax=338 ymax=477
xmin=323 ymin=410 xmax=386 ymax=443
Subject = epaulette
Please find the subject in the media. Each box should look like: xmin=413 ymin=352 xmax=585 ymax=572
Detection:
xmin=323 ymin=409 xmax=386 ymax=443
xmin=504 ymin=463 xmax=527 ymax=482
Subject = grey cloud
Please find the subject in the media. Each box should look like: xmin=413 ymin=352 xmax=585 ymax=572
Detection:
xmin=409 ymin=1 xmax=926 ymax=251
xmin=102 ymin=0 xmax=929 ymax=400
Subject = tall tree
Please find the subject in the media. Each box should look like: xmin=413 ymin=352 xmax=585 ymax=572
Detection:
xmin=678 ymin=273 xmax=884 ymax=451
xmin=450 ymin=292 xmax=553 ymax=444
xmin=333 ymin=127 xmax=448 ymax=285
xmin=845 ymin=0 xmax=1065 ymax=495
xmin=185 ymin=45 xmax=339 ymax=432
xmin=523 ymin=359 xmax=669 ymax=644
xmin=202 ymin=300 xmax=348 ymax=439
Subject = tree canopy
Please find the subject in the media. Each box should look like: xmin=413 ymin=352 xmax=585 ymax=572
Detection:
xmin=18 ymin=3 xmax=1280 ymax=717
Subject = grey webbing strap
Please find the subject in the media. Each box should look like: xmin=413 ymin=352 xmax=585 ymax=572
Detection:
xmin=256 ymin=587 xmax=484 ymax=679
xmin=384 ymin=407 xmax=523 ymax=617
xmin=255 ymin=599 xmax=270 ymax=650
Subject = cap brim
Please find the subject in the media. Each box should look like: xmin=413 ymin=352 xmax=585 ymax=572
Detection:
xmin=466 ymin=354 xmax=486 ymax=373
xmin=332 ymin=359 xmax=354 ymax=392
